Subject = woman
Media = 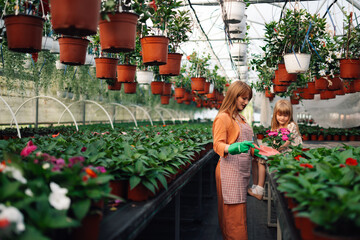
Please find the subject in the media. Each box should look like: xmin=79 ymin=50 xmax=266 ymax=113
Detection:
xmin=212 ymin=81 xmax=260 ymax=240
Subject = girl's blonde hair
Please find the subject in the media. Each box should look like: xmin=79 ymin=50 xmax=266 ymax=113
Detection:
xmin=218 ymin=81 xmax=252 ymax=119
xmin=271 ymin=99 xmax=298 ymax=130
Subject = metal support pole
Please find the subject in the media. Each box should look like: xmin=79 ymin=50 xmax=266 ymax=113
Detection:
xmin=175 ymin=192 xmax=180 ymax=240
xmin=112 ymin=105 xmax=116 ymax=123
xmin=35 ymin=97 xmax=39 ymax=129
xmin=82 ymin=101 xmax=86 ymax=125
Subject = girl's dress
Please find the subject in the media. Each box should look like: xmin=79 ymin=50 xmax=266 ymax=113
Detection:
xmin=215 ymin=114 xmax=253 ymax=240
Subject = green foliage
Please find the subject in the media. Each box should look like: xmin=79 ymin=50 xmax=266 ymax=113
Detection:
xmin=187 ymin=51 xmax=211 ymax=78
xmin=167 ymin=9 xmax=192 ymax=53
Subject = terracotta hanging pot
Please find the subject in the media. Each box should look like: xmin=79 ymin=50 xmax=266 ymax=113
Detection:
xmin=265 ymin=88 xmax=275 ymax=98
xmin=273 ymin=85 xmax=287 ymax=93
xmin=343 ymin=79 xmax=356 ymax=93
xmin=117 ymin=64 xmax=136 ymax=82
xmin=159 ymin=53 xmax=183 ymax=76
xmin=140 ymin=36 xmax=169 ymax=65
xmin=174 ymin=88 xmax=186 ymax=99
xmin=327 ymin=76 xmax=342 ymax=91
xmin=161 ymin=95 xmax=171 ymax=105
xmin=315 ymin=77 xmax=328 ymax=90
xmin=334 ymin=85 xmax=345 ymax=95
xmin=299 ymin=88 xmax=315 ymax=100
xmin=307 ymin=82 xmax=320 ymax=94
xmin=162 ymin=83 xmax=172 ymax=96
xmin=290 ymin=97 xmax=299 ymax=105
xmin=177 ymin=99 xmax=184 ymax=104
xmin=320 ymin=90 xmax=336 ymax=100
xmin=50 ymin=0 xmax=101 ymax=36
xmin=95 ymin=57 xmax=118 ymax=79
xmin=151 ymin=81 xmax=164 ymax=95
xmin=340 ymin=59 xmax=360 ymax=79
xmin=277 ymin=63 xmax=297 ymax=83
xmin=99 ymin=12 xmax=139 ymax=53
xmin=123 ymin=82 xmax=137 ymax=94
xmin=353 ymin=79 xmax=360 ymax=92
xmin=4 ymin=14 xmax=44 ymax=53
xmin=191 ymin=77 xmax=206 ymax=91
xmin=206 ymin=90 xmax=217 ymax=100
xmin=58 ymin=37 xmax=89 ymax=65
xmin=273 ymin=71 xmax=290 ymax=86
xmin=108 ymin=81 xmax=122 ymax=91
xmin=198 ymin=82 xmax=211 ymax=95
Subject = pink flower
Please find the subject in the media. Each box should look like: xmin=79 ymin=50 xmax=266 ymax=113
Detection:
xmin=266 ymin=130 xmax=270 ymax=133
xmin=96 ymin=166 xmax=106 ymax=173
xmin=20 ymin=141 xmax=37 ymax=157
xmin=157 ymin=132 xmax=160 ymax=135
xmin=282 ymin=135 xmax=289 ymax=141
xmin=268 ymin=131 xmax=278 ymax=137
xmin=68 ymin=156 xmax=85 ymax=167
xmin=81 ymin=147 xmax=87 ymax=152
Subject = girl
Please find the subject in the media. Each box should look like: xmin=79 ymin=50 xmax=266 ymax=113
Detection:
xmin=248 ymin=99 xmax=302 ymax=200
xmin=213 ymin=81 xmax=262 ymax=240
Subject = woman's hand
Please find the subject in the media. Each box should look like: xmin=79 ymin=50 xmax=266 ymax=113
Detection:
xmin=228 ymin=141 xmax=255 ymax=155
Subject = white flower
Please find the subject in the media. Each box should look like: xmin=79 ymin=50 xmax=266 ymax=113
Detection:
xmin=48 ymin=182 xmax=71 ymax=211
xmin=335 ymin=52 xmax=341 ymax=59
xmin=42 ymin=163 xmax=50 ymax=169
xmin=25 ymin=189 xmax=33 ymax=197
xmin=326 ymin=56 xmax=334 ymax=63
xmin=0 ymin=204 xmax=25 ymax=233
xmin=319 ymin=69 xmax=326 ymax=76
xmin=3 ymin=166 xmax=27 ymax=184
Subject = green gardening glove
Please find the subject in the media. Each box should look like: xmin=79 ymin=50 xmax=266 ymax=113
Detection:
xmin=228 ymin=141 xmax=255 ymax=155
xmin=254 ymin=149 xmax=268 ymax=160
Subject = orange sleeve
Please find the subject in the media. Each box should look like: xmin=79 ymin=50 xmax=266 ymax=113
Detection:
xmin=212 ymin=116 xmax=228 ymax=158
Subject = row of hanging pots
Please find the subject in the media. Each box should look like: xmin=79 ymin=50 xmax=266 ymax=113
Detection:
xmin=107 ymin=81 xmax=137 ymax=94
xmin=222 ymin=0 xmax=247 ymax=41
xmin=150 ymin=82 xmax=172 ymax=95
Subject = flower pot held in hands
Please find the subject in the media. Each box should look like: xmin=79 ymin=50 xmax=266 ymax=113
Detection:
xmin=4 ymin=14 xmax=44 ymax=53
xmin=117 ymin=65 xmax=136 ymax=83
xmin=99 ymin=12 xmax=139 ymax=53
xmin=284 ymin=53 xmax=311 ymax=73
xmin=95 ymin=57 xmax=118 ymax=79
xmin=140 ymin=36 xmax=169 ymax=66
xmin=159 ymin=53 xmax=183 ymax=76
xmin=123 ymin=82 xmax=137 ymax=94
xmin=59 ymin=37 xmax=89 ymax=65
xmin=50 ymin=0 xmax=101 ymax=36
xmin=340 ymin=59 xmax=360 ymax=79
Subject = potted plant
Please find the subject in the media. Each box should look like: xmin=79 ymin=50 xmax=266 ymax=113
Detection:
xmin=187 ymin=51 xmax=211 ymax=91
xmin=58 ymin=36 xmax=90 ymax=65
xmin=139 ymin=0 xmax=181 ymax=65
xmin=339 ymin=12 xmax=360 ymax=79
xmin=99 ymin=0 xmax=139 ymax=53
xmin=3 ymin=0 xmax=45 ymax=53
xmin=222 ymin=0 xmax=246 ymax=24
xmin=159 ymin=9 xmax=192 ymax=76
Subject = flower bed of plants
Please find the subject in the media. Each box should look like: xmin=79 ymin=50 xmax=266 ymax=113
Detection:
xmin=268 ymin=145 xmax=360 ymax=239
xmin=0 ymin=123 xmax=213 ymax=239
xmin=253 ymin=124 xmax=360 ymax=141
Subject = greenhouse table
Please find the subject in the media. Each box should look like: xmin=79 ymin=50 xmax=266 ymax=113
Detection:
xmin=267 ymin=170 xmax=301 ymax=240
xmin=99 ymin=150 xmax=219 ymax=240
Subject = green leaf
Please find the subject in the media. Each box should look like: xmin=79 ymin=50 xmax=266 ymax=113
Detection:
xmin=142 ymin=180 xmax=156 ymax=194
xmin=0 ymin=181 xmax=21 ymax=200
xmin=129 ymin=175 xmax=141 ymax=190
xmin=72 ymin=199 xmax=91 ymax=221
xmin=157 ymin=174 xmax=168 ymax=190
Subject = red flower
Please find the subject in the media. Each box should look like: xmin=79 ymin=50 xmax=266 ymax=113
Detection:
xmin=302 ymin=148 xmax=310 ymax=152
xmin=20 ymin=141 xmax=37 ymax=157
xmin=85 ymin=167 xmax=98 ymax=178
xmin=81 ymin=147 xmax=87 ymax=152
xmin=339 ymin=164 xmax=346 ymax=168
xmin=225 ymin=83 xmax=230 ymax=87
xmin=187 ymin=55 xmax=191 ymax=60
xmin=345 ymin=158 xmax=358 ymax=166
xmin=52 ymin=133 xmax=60 ymax=138
xmin=294 ymin=155 xmax=302 ymax=161
xmin=82 ymin=175 xmax=89 ymax=182
xmin=0 ymin=219 xmax=10 ymax=228
xmin=149 ymin=0 xmax=157 ymax=11
xmin=31 ymin=52 xmax=38 ymax=62
xmin=0 ymin=161 xmax=5 ymax=172
xmin=300 ymin=163 xmax=314 ymax=169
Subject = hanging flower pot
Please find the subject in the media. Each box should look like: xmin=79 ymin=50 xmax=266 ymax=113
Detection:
xmin=223 ymin=0 xmax=246 ymax=23
xmin=136 ymin=70 xmax=153 ymax=84
xmin=206 ymin=90 xmax=217 ymax=100
xmin=299 ymin=88 xmax=315 ymax=100
xmin=123 ymin=82 xmax=137 ymax=94
xmin=273 ymin=85 xmax=287 ymax=93
xmin=50 ymin=0 xmax=101 ymax=36
xmin=140 ymin=36 xmax=169 ymax=66
xmin=151 ymin=81 xmax=164 ymax=95
xmin=353 ymin=79 xmax=360 ymax=92
xmin=159 ymin=53 xmax=183 ymax=76
xmin=315 ymin=77 xmax=328 ymax=90
xmin=339 ymin=59 xmax=360 ymax=79
xmin=4 ymin=14 xmax=44 ymax=53
xmin=117 ymin=65 xmax=136 ymax=83
xmin=58 ymin=37 xmax=89 ymax=65
xmin=42 ymin=36 xmax=53 ymax=51
xmin=334 ymin=85 xmax=345 ymax=96
xmin=283 ymin=53 xmax=311 ymax=73
xmin=230 ymin=31 xmax=246 ymax=40
xmin=265 ymin=88 xmax=275 ymax=98
xmin=161 ymin=95 xmax=171 ymax=105
xmin=327 ymin=76 xmax=342 ymax=91
xmin=162 ymin=83 xmax=172 ymax=96
xmin=191 ymin=77 xmax=206 ymax=91
xmin=290 ymin=97 xmax=299 ymax=105
xmin=50 ymin=39 xmax=60 ymax=54
xmin=99 ymin=12 xmax=139 ymax=53
xmin=177 ymin=99 xmax=184 ymax=104
xmin=174 ymin=88 xmax=186 ymax=99
xmin=228 ymin=15 xmax=247 ymax=33
xmin=273 ymin=71 xmax=290 ymax=86
xmin=343 ymin=79 xmax=356 ymax=93
xmin=307 ymin=82 xmax=320 ymax=94
xmin=231 ymin=42 xmax=247 ymax=60
xmin=277 ymin=63 xmax=297 ymax=83
xmin=95 ymin=57 xmax=118 ymax=79
xmin=198 ymin=82 xmax=211 ymax=95
xmin=320 ymin=90 xmax=336 ymax=100
xmin=108 ymin=81 xmax=122 ymax=91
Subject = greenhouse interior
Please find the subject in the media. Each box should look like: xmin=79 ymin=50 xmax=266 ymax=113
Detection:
xmin=0 ymin=0 xmax=359 ymax=239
